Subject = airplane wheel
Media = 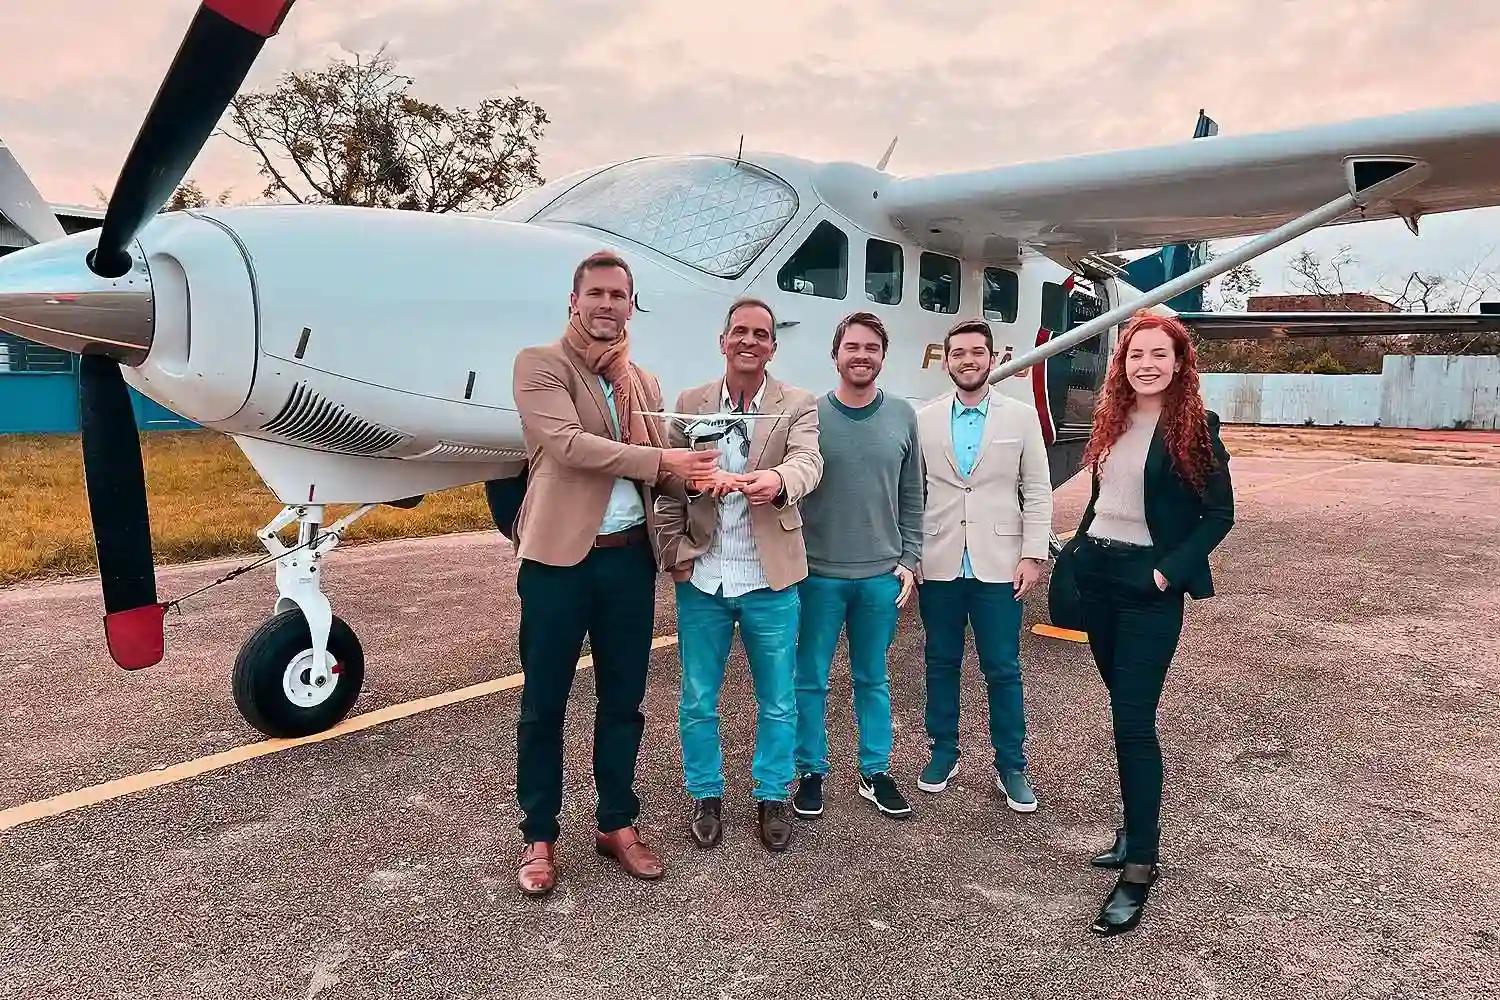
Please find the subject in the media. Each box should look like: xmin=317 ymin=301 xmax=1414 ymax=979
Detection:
xmin=232 ymin=609 xmax=364 ymax=738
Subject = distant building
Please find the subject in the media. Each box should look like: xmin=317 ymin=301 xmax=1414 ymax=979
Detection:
xmin=1248 ymin=292 xmax=1397 ymax=312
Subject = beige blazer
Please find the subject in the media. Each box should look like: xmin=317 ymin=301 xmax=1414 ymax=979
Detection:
xmin=510 ymin=339 xmax=668 ymax=567
xmin=654 ymin=374 xmax=822 ymax=592
xmin=916 ymin=391 xmax=1052 ymax=583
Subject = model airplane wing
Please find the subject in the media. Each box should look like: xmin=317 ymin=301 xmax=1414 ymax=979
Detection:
xmin=877 ymin=102 xmax=1500 ymax=261
xmin=1176 ymin=309 xmax=1500 ymax=341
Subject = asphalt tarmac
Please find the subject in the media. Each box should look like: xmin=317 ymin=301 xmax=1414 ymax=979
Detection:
xmin=2 ymin=451 xmax=1497 ymax=999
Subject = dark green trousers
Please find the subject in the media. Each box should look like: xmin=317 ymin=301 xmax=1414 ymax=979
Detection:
xmin=515 ymin=540 xmax=656 ymax=843
xmin=1074 ymin=536 xmax=1185 ymax=865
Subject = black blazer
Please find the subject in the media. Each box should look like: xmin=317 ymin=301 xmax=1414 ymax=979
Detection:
xmin=1066 ymin=410 xmax=1235 ymax=599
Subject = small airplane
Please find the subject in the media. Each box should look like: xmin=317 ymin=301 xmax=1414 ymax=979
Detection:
xmin=3 ymin=0 xmax=1500 ymax=739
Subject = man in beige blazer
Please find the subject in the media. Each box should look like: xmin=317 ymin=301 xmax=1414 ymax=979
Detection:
xmin=509 ymin=250 xmax=719 ymax=898
xmin=915 ymin=318 xmax=1052 ymax=813
xmin=656 ymin=297 xmax=822 ymax=853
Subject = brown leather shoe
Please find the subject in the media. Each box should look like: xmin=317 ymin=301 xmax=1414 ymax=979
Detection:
xmin=690 ymin=797 xmax=722 ymax=848
xmin=758 ymin=800 xmax=793 ymax=852
xmin=595 ymin=825 xmax=666 ymax=880
xmin=517 ymin=841 xmax=556 ymax=897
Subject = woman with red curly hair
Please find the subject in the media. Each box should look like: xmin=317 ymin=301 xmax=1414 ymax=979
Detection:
xmin=1061 ymin=309 xmax=1234 ymax=936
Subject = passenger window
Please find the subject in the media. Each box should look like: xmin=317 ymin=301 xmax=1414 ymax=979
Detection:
xmin=865 ymin=239 xmax=902 ymax=305
xmin=777 ymin=221 xmax=848 ymax=299
xmin=983 ymin=268 xmax=1019 ymax=323
xmin=1041 ymin=281 xmax=1068 ymax=331
xmin=919 ymin=252 xmax=960 ymax=313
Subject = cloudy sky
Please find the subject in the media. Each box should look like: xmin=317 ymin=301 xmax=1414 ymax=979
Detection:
xmin=3 ymin=0 xmax=1500 ymax=296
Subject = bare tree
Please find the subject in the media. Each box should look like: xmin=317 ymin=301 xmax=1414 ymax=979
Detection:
xmin=221 ymin=48 xmax=548 ymax=212
xmin=1285 ymin=245 xmax=1359 ymax=304
xmin=161 ymin=179 xmax=232 ymax=212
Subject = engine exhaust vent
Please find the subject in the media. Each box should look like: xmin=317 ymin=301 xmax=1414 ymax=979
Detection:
xmin=261 ymin=382 xmax=405 ymax=456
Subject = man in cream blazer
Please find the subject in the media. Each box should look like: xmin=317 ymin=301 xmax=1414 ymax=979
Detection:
xmin=915 ymin=318 xmax=1052 ymax=813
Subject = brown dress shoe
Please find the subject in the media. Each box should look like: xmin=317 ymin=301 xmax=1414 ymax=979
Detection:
xmin=517 ymin=841 xmax=556 ymax=897
xmin=690 ymin=797 xmax=723 ymax=848
xmin=758 ymin=800 xmax=793 ymax=852
xmin=595 ymin=825 xmax=666 ymax=880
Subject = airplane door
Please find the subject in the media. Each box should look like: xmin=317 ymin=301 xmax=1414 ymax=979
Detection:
xmin=1043 ymin=277 xmax=1110 ymax=436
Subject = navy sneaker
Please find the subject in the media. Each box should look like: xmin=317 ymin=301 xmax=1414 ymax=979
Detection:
xmin=792 ymin=772 xmax=824 ymax=819
xmin=859 ymin=772 xmax=912 ymax=818
xmin=916 ymin=754 xmax=959 ymax=793
xmin=997 ymin=769 xmax=1038 ymax=813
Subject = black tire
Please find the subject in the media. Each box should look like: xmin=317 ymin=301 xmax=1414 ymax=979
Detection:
xmin=232 ymin=609 xmax=365 ymax=738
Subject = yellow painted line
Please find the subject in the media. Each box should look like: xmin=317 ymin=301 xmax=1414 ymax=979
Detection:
xmin=0 ymin=634 xmax=680 ymax=833
xmin=1031 ymin=623 xmax=1089 ymax=644
xmin=1238 ymin=460 xmax=1363 ymax=497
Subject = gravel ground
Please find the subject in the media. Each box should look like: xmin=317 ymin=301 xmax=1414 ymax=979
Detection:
xmin=2 ymin=450 xmax=1497 ymax=1000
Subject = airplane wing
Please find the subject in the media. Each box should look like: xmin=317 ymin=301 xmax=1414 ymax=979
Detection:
xmin=876 ymin=102 xmax=1500 ymax=260
xmin=1176 ymin=310 xmax=1500 ymax=341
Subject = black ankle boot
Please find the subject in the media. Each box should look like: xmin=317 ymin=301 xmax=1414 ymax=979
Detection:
xmin=1089 ymin=827 xmax=1127 ymax=869
xmin=1089 ymin=862 xmax=1159 ymax=936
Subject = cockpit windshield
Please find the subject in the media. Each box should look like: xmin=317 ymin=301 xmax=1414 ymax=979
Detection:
xmin=531 ymin=156 xmax=799 ymax=278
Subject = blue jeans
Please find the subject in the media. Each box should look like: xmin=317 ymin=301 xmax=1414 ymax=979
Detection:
xmin=917 ymin=578 xmax=1026 ymax=772
xmin=794 ymin=572 xmax=900 ymax=777
xmin=676 ymin=582 xmax=800 ymax=802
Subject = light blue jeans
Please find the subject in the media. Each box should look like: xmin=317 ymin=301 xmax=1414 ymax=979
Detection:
xmin=676 ymin=581 xmax=800 ymax=802
xmin=794 ymin=572 xmax=900 ymax=777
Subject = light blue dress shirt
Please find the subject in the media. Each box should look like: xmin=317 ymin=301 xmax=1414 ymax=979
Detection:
xmin=597 ymin=376 xmax=647 ymax=534
xmin=951 ymin=392 xmax=990 ymax=578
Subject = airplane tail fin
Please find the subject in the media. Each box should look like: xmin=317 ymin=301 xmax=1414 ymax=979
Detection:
xmin=1122 ymin=110 xmax=1219 ymax=311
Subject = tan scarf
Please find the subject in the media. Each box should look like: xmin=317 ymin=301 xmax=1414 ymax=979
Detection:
xmin=561 ymin=316 xmax=664 ymax=448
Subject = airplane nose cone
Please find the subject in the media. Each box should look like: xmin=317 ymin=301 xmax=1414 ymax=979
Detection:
xmin=0 ymin=234 xmax=154 ymax=365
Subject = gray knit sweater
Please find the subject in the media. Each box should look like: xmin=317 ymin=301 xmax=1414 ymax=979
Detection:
xmin=801 ymin=390 xmax=924 ymax=578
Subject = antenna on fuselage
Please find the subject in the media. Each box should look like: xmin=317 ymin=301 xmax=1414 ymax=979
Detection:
xmin=735 ymin=134 xmax=744 ymax=166
xmin=876 ymin=135 xmax=899 ymax=171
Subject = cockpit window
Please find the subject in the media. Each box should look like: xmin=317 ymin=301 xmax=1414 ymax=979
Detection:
xmin=530 ymin=156 xmax=799 ymax=278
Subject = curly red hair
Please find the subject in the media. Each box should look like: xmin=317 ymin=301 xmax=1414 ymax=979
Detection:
xmin=1082 ymin=310 xmax=1217 ymax=492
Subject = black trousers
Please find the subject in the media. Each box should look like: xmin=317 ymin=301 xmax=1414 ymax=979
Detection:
xmin=1074 ymin=536 xmax=1185 ymax=865
xmin=515 ymin=539 xmax=656 ymax=843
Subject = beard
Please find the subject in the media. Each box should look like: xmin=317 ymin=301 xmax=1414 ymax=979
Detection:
xmin=951 ymin=367 xmax=988 ymax=391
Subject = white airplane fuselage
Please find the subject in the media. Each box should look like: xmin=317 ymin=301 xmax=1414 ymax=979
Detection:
xmin=84 ymin=152 xmax=1113 ymax=504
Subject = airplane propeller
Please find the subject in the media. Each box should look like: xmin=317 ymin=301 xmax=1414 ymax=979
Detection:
xmin=89 ymin=0 xmax=296 ymax=279
xmin=0 ymin=0 xmax=295 ymax=668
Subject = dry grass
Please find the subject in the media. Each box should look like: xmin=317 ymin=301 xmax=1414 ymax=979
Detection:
xmin=1221 ymin=425 xmax=1500 ymax=468
xmin=0 ymin=431 xmax=497 ymax=587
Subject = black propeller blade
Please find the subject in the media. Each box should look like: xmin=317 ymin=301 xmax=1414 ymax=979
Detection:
xmin=78 ymin=354 xmax=163 ymax=669
xmin=69 ymin=1 xmax=297 ymax=668
xmin=89 ymin=0 xmax=295 ymax=278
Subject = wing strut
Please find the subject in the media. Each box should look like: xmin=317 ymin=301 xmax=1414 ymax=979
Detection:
xmin=989 ymin=156 xmax=1432 ymax=383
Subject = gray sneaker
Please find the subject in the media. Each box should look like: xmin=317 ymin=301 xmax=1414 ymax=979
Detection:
xmin=997 ymin=769 xmax=1038 ymax=813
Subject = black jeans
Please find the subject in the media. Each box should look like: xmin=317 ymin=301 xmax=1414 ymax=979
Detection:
xmin=1074 ymin=536 xmax=1185 ymax=865
xmin=515 ymin=540 xmax=656 ymax=843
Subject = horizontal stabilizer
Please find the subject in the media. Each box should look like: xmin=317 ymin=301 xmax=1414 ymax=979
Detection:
xmin=1177 ymin=310 xmax=1500 ymax=341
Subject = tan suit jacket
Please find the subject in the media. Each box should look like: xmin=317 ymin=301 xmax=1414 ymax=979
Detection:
xmin=511 ymin=339 xmax=668 ymax=567
xmin=654 ymin=374 xmax=822 ymax=592
xmin=916 ymin=390 xmax=1052 ymax=583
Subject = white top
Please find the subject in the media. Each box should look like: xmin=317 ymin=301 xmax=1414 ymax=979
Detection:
xmin=691 ymin=379 xmax=771 ymax=598
xmin=1087 ymin=409 xmax=1158 ymax=546
xmin=597 ymin=376 xmax=646 ymax=534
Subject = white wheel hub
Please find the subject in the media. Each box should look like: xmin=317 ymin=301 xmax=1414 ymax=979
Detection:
xmin=282 ymin=649 xmax=339 ymax=708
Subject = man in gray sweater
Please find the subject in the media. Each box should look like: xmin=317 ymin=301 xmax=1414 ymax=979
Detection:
xmin=793 ymin=311 xmax=924 ymax=820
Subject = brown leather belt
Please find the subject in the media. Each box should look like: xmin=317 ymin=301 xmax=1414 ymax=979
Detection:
xmin=593 ymin=524 xmax=647 ymax=549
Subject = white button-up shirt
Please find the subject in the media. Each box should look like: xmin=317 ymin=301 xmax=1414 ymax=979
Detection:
xmin=691 ymin=379 xmax=770 ymax=598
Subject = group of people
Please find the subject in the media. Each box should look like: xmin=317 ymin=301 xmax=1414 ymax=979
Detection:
xmin=501 ymin=250 xmax=1234 ymax=937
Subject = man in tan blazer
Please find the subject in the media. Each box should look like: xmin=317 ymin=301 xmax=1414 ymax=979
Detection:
xmin=509 ymin=250 xmax=719 ymax=899
xmin=656 ymin=297 xmax=822 ymax=853
xmin=915 ymin=318 xmax=1052 ymax=813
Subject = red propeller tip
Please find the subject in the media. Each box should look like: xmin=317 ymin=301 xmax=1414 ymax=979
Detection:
xmin=203 ymin=0 xmax=294 ymax=37
xmin=104 ymin=604 xmax=167 ymax=670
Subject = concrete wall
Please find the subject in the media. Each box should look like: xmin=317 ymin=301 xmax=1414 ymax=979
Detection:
xmin=1201 ymin=355 xmax=1500 ymax=429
